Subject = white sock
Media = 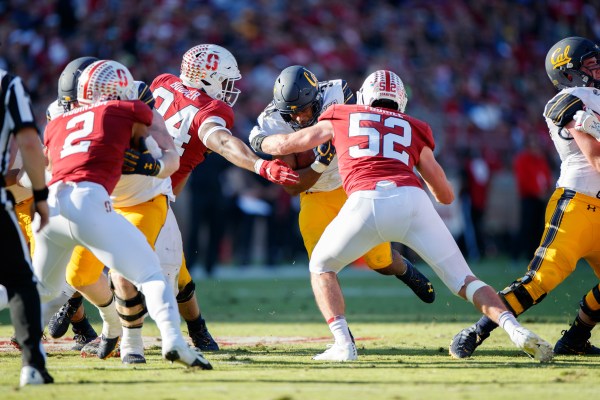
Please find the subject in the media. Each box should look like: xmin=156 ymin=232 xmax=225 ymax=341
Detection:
xmin=0 ymin=284 xmax=7 ymax=310
xmin=121 ymin=327 xmax=145 ymax=357
xmin=328 ymin=316 xmax=352 ymax=345
xmin=498 ymin=311 xmax=521 ymax=338
xmin=97 ymin=297 xmax=123 ymax=338
xmin=139 ymin=276 xmax=185 ymax=350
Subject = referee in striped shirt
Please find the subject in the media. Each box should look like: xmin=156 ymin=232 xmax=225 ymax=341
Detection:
xmin=0 ymin=69 xmax=53 ymax=386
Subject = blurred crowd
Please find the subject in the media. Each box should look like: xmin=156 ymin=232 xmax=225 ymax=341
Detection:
xmin=2 ymin=0 xmax=599 ymax=273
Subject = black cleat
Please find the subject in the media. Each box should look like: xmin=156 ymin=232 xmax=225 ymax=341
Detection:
xmin=48 ymin=300 xmax=81 ymax=339
xmin=189 ymin=318 xmax=219 ymax=351
xmin=449 ymin=325 xmax=489 ymax=359
xmin=81 ymin=335 xmax=120 ymax=359
xmin=554 ymin=330 xmax=600 ymax=355
xmin=70 ymin=316 xmax=98 ymax=351
xmin=397 ymin=257 xmax=435 ymax=303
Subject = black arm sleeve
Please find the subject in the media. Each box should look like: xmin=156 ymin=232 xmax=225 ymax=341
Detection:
xmin=137 ymin=81 xmax=155 ymax=109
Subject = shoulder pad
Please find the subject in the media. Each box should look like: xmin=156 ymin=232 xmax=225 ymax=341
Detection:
xmin=136 ymin=81 xmax=155 ymax=109
xmin=544 ymin=92 xmax=584 ymax=128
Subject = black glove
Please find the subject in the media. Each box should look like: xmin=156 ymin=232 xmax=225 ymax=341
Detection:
xmin=123 ymin=138 xmax=162 ymax=176
xmin=311 ymin=140 xmax=336 ymax=173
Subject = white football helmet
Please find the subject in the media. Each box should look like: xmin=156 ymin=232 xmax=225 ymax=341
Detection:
xmin=356 ymin=70 xmax=408 ymax=113
xmin=180 ymin=44 xmax=241 ymax=106
xmin=77 ymin=60 xmax=137 ymax=105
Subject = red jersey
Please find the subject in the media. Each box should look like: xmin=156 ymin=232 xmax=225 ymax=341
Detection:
xmin=513 ymin=150 xmax=552 ymax=198
xmin=319 ymin=104 xmax=435 ymax=195
xmin=44 ymin=100 xmax=153 ymax=193
xmin=150 ymin=74 xmax=235 ymax=188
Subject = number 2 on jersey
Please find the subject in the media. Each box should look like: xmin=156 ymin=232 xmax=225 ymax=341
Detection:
xmin=153 ymin=86 xmax=199 ymax=156
xmin=348 ymin=112 xmax=412 ymax=165
xmin=60 ymin=111 xmax=94 ymax=159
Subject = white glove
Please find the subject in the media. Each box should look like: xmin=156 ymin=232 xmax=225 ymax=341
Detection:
xmin=574 ymin=109 xmax=600 ymax=140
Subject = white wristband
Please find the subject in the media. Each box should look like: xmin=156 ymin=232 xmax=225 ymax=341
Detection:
xmin=253 ymin=159 xmax=265 ymax=174
xmin=310 ymin=161 xmax=327 ymax=173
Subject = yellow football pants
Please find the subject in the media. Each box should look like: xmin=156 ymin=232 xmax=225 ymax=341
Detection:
xmin=299 ymin=186 xmax=392 ymax=269
xmin=14 ymin=196 xmax=35 ymax=256
xmin=502 ymin=188 xmax=600 ymax=315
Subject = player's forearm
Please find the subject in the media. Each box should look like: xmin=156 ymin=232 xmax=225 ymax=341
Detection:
xmin=16 ymin=129 xmax=47 ymax=190
xmin=210 ymin=134 xmax=258 ymax=172
xmin=283 ymin=167 xmax=321 ymax=195
xmin=156 ymin=149 xmax=179 ymax=179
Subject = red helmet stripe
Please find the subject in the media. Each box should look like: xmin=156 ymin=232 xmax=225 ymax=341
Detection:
xmin=385 ymin=70 xmax=391 ymax=92
xmin=81 ymin=60 xmax=108 ymax=100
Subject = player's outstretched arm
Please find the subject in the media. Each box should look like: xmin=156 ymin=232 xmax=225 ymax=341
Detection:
xmin=203 ymin=122 xmax=299 ymax=186
xmin=258 ymin=121 xmax=334 ymax=156
xmin=416 ymin=147 xmax=454 ymax=205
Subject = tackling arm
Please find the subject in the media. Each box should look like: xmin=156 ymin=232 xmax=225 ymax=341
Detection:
xmin=259 ymin=120 xmax=335 ymax=155
xmin=416 ymin=147 xmax=454 ymax=204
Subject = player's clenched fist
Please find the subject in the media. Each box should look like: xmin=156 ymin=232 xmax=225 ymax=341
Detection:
xmin=254 ymin=158 xmax=300 ymax=185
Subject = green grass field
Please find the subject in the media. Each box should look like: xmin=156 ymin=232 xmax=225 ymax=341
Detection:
xmin=1 ymin=258 xmax=600 ymax=399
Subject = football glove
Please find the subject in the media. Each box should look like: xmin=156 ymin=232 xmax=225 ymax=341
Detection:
xmin=574 ymin=108 xmax=600 ymax=140
xmin=123 ymin=137 xmax=162 ymax=176
xmin=254 ymin=159 xmax=300 ymax=186
xmin=311 ymin=140 xmax=336 ymax=173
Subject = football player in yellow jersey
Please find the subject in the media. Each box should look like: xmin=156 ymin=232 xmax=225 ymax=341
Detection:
xmin=250 ymin=66 xmax=436 ymax=310
xmin=450 ymin=36 xmax=600 ymax=359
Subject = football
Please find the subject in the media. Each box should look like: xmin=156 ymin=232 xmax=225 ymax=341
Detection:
xmin=293 ymin=149 xmax=316 ymax=169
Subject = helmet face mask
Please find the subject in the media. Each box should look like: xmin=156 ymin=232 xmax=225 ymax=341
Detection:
xmin=180 ymin=44 xmax=241 ymax=106
xmin=58 ymin=56 xmax=99 ymax=111
xmin=545 ymin=36 xmax=600 ymax=90
xmin=356 ymin=70 xmax=408 ymax=113
xmin=273 ymin=66 xmax=323 ymax=130
xmin=77 ymin=60 xmax=136 ymax=106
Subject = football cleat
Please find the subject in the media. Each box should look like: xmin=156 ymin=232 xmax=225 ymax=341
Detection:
xmin=47 ymin=299 xmax=81 ymax=339
xmin=163 ymin=343 xmax=213 ymax=370
xmin=71 ymin=317 xmax=98 ymax=351
xmin=19 ymin=366 xmax=54 ymax=387
xmin=554 ymin=330 xmax=600 ymax=355
xmin=81 ymin=335 xmax=120 ymax=359
xmin=397 ymin=257 xmax=435 ymax=304
xmin=511 ymin=327 xmax=554 ymax=363
xmin=189 ymin=318 xmax=220 ymax=351
xmin=10 ymin=335 xmax=21 ymax=351
xmin=122 ymin=353 xmax=147 ymax=364
xmin=449 ymin=325 xmax=489 ymax=359
xmin=313 ymin=341 xmax=358 ymax=362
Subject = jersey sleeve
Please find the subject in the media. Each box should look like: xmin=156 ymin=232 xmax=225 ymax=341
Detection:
xmin=136 ymin=81 xmax=155 ymax=109
xmin=111 ymin=100 xmax=154 ymax=126
xmin=150 ymin=73 xmax=171 ymax=92
xmin=340 ymin=80 xmax=356 ymax=105
xmin=543 ymin=91 xmax=584 ymax=128
xmin=6 ymin=75 xmax=39 ymax=135
xmin=201 ymin=100 xmax=235 ymax=129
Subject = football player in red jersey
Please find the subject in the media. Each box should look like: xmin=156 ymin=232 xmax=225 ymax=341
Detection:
xmin=33 ymin=60 xmax=212 ymax=370
xmin=257 ymin=70 xmax=554 ymax=363
xmin=150 ymin=44 xmax=299 ymax=351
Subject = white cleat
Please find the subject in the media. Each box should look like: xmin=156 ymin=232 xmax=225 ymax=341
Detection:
xmin=163 ymin=343 xmax=213 ymax=370
xmin=19 ymin=366 xmax=54 ymax=387
xmin=313 ymin=342 xmax=358 ymax=362
xmin=512 ymin=327 xmax=554 ymax=363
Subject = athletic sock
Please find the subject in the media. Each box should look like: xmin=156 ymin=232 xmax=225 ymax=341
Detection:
xmin=186 ymin=316 xmax=205 ymax=333
xmin=565 ymin=315 xmax=595 ymax=341
xmin=327 ymin=316 xmax=352 ymax=344
xmin=121 ymin=327 xmax=144 ymax=357
xmin=97 ymin=297 xmax=122 ymax=338
xmin=475 ymin=315 xmax=499 ymax=336
xmin=498 ymin=311 xmax=521 ymax=338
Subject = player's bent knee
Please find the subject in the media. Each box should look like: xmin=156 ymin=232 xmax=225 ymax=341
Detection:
xmin=498 ymin=273 xmax=546 ymax=315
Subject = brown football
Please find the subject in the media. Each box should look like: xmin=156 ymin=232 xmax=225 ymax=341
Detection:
xmin=293 ymin=149 xmax=316 ymax=169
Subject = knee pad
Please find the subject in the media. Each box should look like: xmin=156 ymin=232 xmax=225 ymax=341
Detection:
xmin=580 ymin=285 xmax=600 ymax=322
xmin=176 ymin=280 xmax=195 ymax=304
xmin=114 ymin=291 xmax=147 ymax=329
xmin=498 ymin=273 xmax=546 ymax=315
